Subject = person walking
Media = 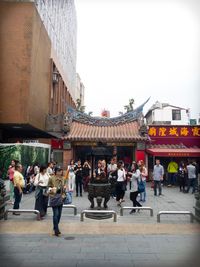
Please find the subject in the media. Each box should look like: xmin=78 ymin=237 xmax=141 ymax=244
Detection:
xmin=75 ymin=160 xmax=83 ymax=197
xmin=138 ymin=160 xmax=148 ymax=202
xmin=186 ymin=160 xmax=197 ymax=194
xmin=153 ymin=159 xmax=164 ymax=196
xmin=48 ymin=167 xmax=66 ymax=237
xmin=34 ymin=165 xmax=49 ymax=219
xmin=129 ymin=162 xmax=142 ymax=214
xmin=13 ymin=163 xmax=25 ymax=215
xmin=113 ymin=160 xmax=126 ymax=206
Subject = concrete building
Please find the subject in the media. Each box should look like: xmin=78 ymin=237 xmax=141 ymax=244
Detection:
xmin=0 ymin=0 xmax=80 ymax=144
xmin=145 ymin=101 xmax=189 ymax=125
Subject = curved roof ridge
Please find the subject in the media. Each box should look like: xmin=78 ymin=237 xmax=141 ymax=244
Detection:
xmin=67 ymin=98 xmax=150 ymax=126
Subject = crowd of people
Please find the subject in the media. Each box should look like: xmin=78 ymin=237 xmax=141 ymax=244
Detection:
xmin=5 ymin=156 xmax=199 ymax=236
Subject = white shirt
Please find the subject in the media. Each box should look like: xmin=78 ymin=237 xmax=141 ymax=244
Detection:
xmin=131 ymin=169 xmax=141 ymax=192
xmin=34 ymin=173 xmax=49 ymax=187
xmin=47 ymin=167 xmax=53 ymax=176
xmin=140 ymin=166 xmax=148 ymax=181
xmin=117 ymin=168 xmax=126 ymax=182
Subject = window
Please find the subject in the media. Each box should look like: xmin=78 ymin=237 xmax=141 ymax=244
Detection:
xmin=172 ymin=109 xmax=181 ymax=120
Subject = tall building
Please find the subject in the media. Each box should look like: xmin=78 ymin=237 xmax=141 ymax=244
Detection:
xmin=0 ymin=0 xmax=80 ymax=144
xmin=35 ymin=0 xmax=77 ymax=99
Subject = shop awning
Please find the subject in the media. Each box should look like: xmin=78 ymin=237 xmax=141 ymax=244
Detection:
xmin=146 ymin=147 xmax=200 ymax=157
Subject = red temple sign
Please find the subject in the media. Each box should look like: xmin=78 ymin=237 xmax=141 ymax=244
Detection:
xmin=148 ymin=126 xmax=200 ymax=138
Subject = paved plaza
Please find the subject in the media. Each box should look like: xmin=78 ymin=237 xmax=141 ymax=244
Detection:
xmin=0 ymin=183 xmax=200 ymax=267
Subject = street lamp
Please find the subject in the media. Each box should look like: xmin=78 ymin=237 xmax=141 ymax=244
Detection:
xmin=52 ymin=71 xmax=59 ymax=83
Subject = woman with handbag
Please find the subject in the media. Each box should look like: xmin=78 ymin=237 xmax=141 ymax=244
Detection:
xmin=112 ymin=160 xmax=126 ymax=206
xmin=48 ymin=167 xmax=66 ymax=237
xmin=34 ymin=165 xmax=49 ymax=220
xmin=129 ymin=162 xmax=142 ymax=214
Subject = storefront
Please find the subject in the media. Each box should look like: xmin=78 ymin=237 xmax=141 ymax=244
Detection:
xmin=146 ymin=125 xmax=200 ymax=178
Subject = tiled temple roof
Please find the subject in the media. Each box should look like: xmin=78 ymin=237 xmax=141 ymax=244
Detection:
xmin=64 ymin=121 xmax=146 ymax=142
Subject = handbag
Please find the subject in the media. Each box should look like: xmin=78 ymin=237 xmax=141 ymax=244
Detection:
xmin=138 ymin=179 xmax=145 ymax=193
xmin=64 ymin=191 xmax=72 ymax=204
xmin=49 ymin=193 xmax=63 ymax=207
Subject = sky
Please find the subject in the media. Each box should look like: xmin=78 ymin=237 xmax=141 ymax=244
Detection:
xmin=75 ymin=0 xmax=200 ymax=120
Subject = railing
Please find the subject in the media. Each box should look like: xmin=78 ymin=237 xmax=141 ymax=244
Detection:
xmin=4 ymin=209 xmax=40 ymax=220
xmin=120 ymin=206 xmax=153 ymax=217
xmin=157 ymin=211 xmax=194 ymax=223
xmin=48 ymin=204 xmax=77 ymax=215
xmin=80 ymin=210 xmax=117 ymax=222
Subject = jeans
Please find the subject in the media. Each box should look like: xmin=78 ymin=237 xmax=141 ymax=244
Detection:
xmin=13 ymin=187 xmax=22 ymax=209
xmin=168 ymin=173 xmax=176 ymax=185
xmin=9 ymin=181 xmax=14 ymax=201
xmin=130 ymin=191 xmax=142 ymax=212
xmin=154 ymin=180 xmax=162 ymax=196
xmin=52 ymin=205 xmax=63 ymax=234
xmin=76 ymin=177 xmax=83 ymax=196
xmin=187 ymin=178 xmax=196 ymax=193
xmin=140 ymin=180 xmax=146 ymax=201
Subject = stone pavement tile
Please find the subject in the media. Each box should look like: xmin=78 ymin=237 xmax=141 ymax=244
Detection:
xmin=20 ymin=259 xmax=78 ymax=267
xmin=104 ymin=253 xmax=133 ymax=260
xmin=77 ymin=259 xmax=134 ymax=267
xmin=76 ymin=252 xmax=105 ymax=260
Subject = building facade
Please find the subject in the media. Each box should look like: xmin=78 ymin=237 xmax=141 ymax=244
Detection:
xmin=0 ymin=0 xmax=80 ymax=144
xmin=145 ymin=101 xmax=189 ymax=125
xmin=50 ymin=101 xmax=149 ymax=169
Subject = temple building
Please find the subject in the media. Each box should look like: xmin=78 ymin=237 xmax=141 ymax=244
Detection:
xmin=50 ymin=100 xmax=149 ymax=169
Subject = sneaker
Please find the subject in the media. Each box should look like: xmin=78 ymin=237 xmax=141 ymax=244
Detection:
xmin=129 ymin=209 xmax=136 ymax=214
xmin=13 ymin=212 xmax=20 ymax=215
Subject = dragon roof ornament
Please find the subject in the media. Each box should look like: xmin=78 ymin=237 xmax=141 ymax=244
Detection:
xmin=67 ymin=97 xmax=150 ymax=126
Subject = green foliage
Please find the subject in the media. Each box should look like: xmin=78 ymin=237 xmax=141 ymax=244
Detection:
xmin=0 ymin=145 xmax=50 ymax=179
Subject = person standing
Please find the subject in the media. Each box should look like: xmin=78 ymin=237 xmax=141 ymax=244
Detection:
xmin=7 ymin=160 xmax=16 ymax=204
xmin=178 ymin=162 xmax=187 ymax=192
xmin=48 ymin=167 xmax=66 ymax=237
xmin=153 ymin=159 xmax=164 ymax=196
xmin=138 ymin=160 xmax=148 ymax=202
xmin=107 ymin=157 xmax=117 ymax=198
xmin=167 ymin=159 xmax=178 ymax=186
xmin=82 ymin=160 xmax=91 ymax=192
xmin=13 ymin=163 xmax=25 ymax=215
xmin=34 ymin=165 xmax=49 ymax=219
xmin=129 ymin=162 xmax=142 ymax=214
xmin=66 ymin=159 xmax=76 ymax=192
xmin=75 ymin=160 xmax=83 ymax=197
xmin=186 ymin=160 xmax=197 ymax=194
xmin=47 ymin=162 xmax=54 ymax=177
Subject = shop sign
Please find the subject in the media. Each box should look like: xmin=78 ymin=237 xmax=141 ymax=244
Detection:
xmin=167 ymin=153 xmax=190 ymax=157
xmin=148 ymin=126 xmax=200 ymax=138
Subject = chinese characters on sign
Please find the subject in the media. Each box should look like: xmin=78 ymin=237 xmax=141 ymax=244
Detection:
xmin=148 ymin=126 xmax=200 ymax=137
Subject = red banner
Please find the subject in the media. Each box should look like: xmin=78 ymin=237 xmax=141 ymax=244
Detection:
xmin=148 ymin=126 xmax=200 ymax=138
